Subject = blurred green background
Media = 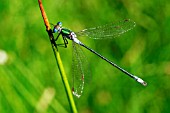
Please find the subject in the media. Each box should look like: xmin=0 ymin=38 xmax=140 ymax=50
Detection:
xmin=0 ymin=0 xmax=170 ymax=113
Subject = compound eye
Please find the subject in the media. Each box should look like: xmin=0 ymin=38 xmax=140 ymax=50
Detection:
xmin=57 ymin=22 xmax=62 ymax=27
xmin=53 ymin=28 xmax=58 ymax=33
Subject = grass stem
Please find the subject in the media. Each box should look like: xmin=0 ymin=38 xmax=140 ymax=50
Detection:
xmin=38 ymin=0 xmax=78 ymax=113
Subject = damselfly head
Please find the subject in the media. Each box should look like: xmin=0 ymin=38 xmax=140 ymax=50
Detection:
xmin=53 ymin=22 xmax=62 ymax=33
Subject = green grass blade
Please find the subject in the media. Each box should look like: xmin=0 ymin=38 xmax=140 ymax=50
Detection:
xmin=38 ymin=0 xmax=78 ymax=112
xmin=52 ymin=45 xmax=78 ymax=113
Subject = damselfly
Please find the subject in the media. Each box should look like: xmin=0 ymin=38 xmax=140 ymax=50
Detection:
xmin=52 ymin=19 xmax=147 ymax=98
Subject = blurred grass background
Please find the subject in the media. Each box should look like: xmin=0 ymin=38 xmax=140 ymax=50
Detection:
xmin=0 ymin=0 xmax=170 ymax=113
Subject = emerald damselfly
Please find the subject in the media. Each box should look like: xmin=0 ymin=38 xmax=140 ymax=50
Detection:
xmin=52 ymin=19 xmax=147 ymax=98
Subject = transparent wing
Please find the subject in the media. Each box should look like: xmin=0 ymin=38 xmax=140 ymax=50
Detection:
xmin=72 ymin=42 xmax=90 ymax=98
xmin=76 ymin=19 xmax=136 ymax=39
